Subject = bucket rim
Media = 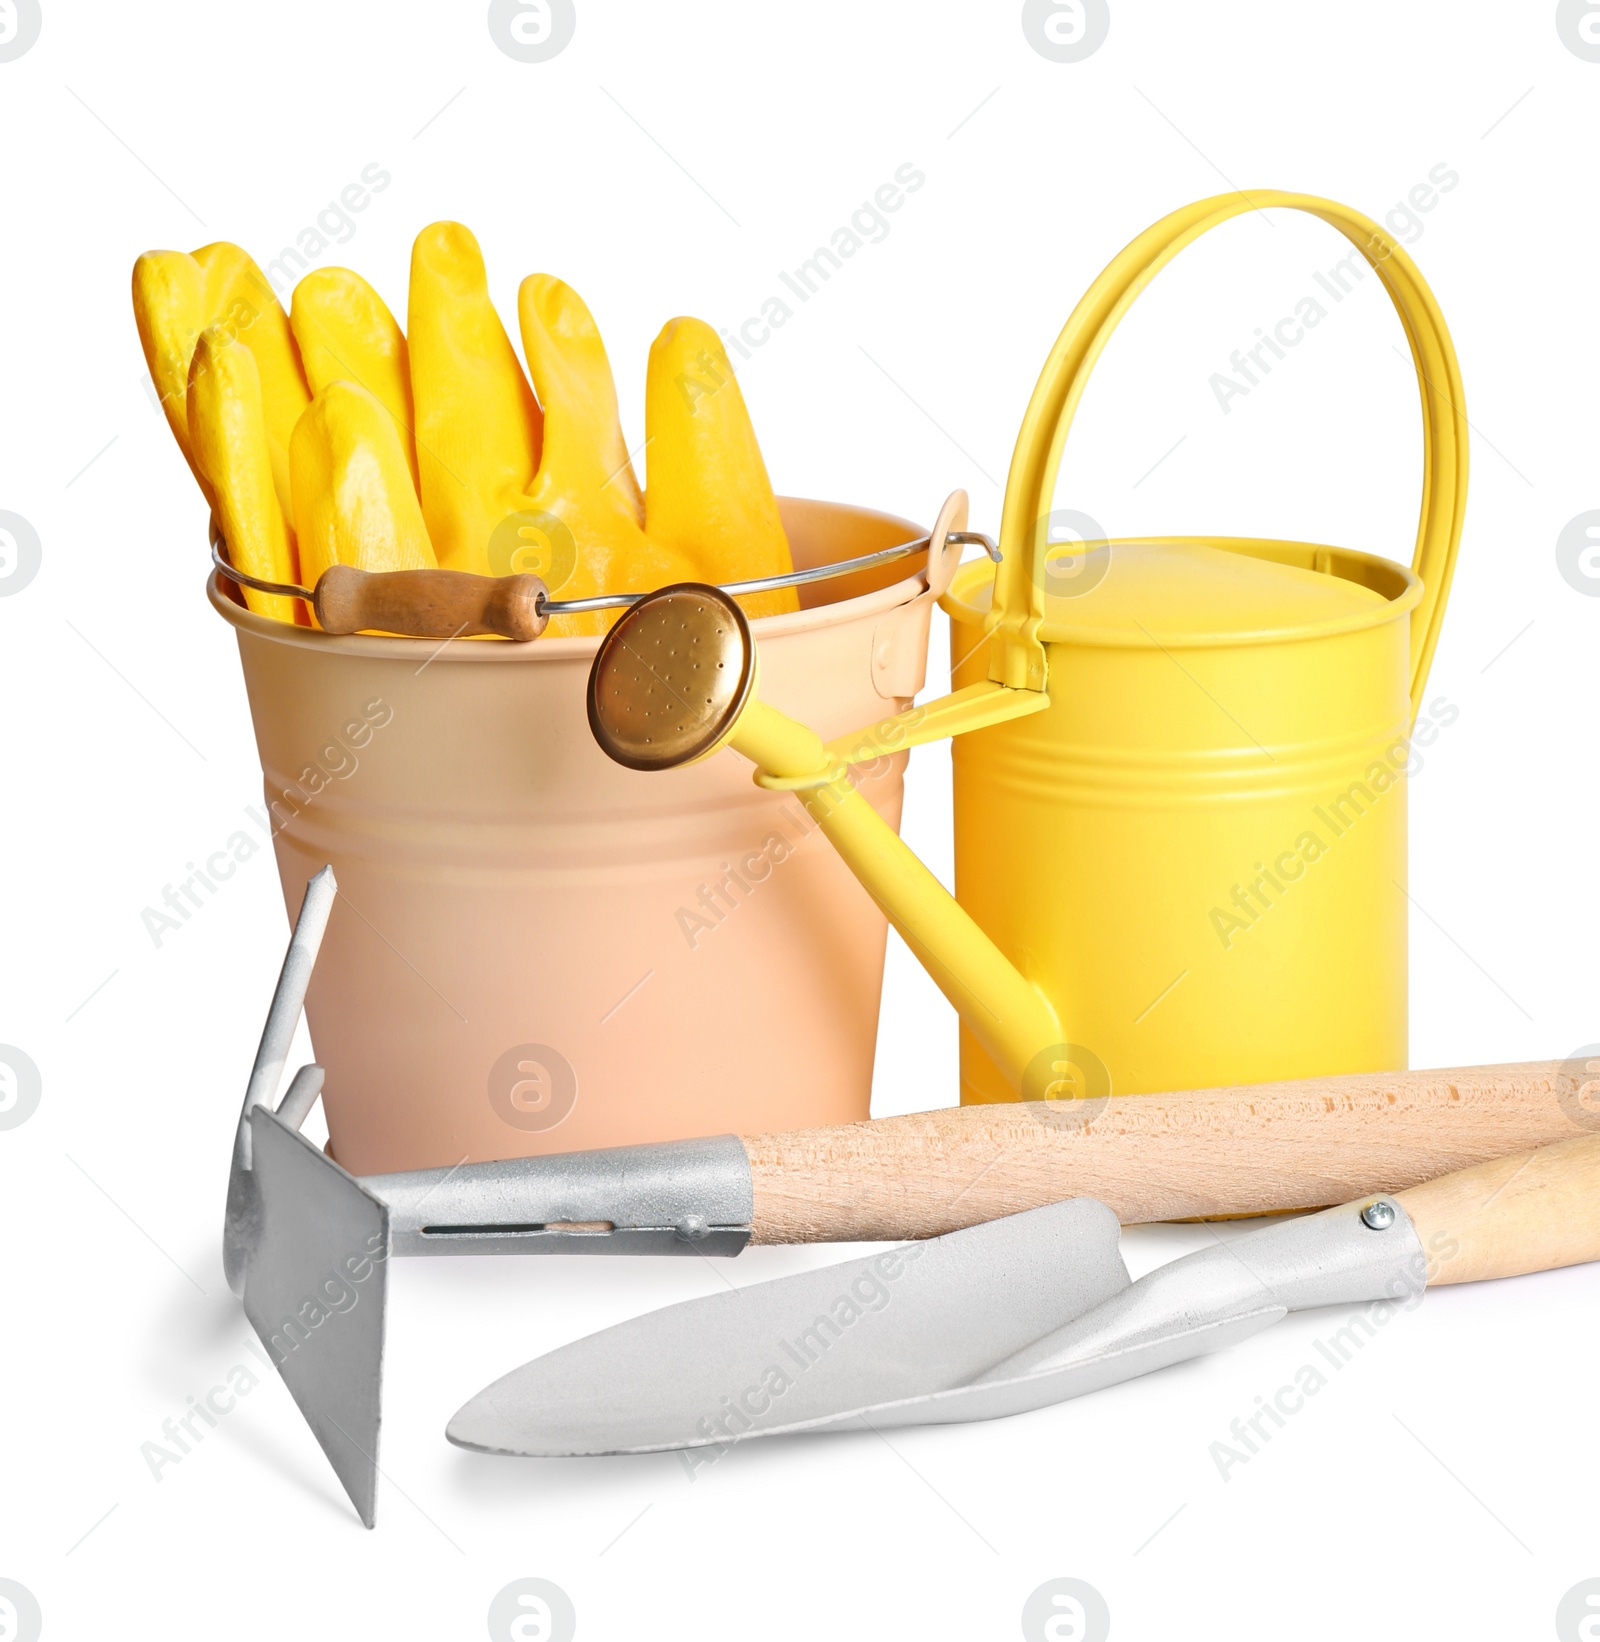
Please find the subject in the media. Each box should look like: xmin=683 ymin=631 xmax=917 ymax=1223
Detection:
xmin=208 ymin=496 xmax=931 ymax=661
xmin=940 ymin=535 xmax=1425 ymax=651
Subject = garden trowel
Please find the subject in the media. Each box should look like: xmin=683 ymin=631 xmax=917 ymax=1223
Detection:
xmin=447 ymin=1131 xmax=1600 ymax=1460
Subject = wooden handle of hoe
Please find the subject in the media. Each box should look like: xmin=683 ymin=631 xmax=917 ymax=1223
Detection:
xmin=739 ymin=1060 xmax=1600 ymax=1243
xmin=1398 ymin=1132 xmax=1600 ymax=1285
xmin=313 ymin=565 xmax=550 ymax=640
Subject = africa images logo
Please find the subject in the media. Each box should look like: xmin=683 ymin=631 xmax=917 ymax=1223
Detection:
xmin=488 ymin=1043 xmax=578 ymax=1132
xmin=0 ymin=0 xmax=42 ymax=62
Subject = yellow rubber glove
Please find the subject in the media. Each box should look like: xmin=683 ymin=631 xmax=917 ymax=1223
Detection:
xmin=187 ymin=326 xmax=302 ymax=625
xmin=132 ymin=251 xmax=214 ymax=507
xmin=290 ymin=268 xmax=419 ymax=492
xmin=290 ymin=380 xmax=438 ymax=596
xmin=132 ymin=243 xmax=310 ymax=521
xmin=644 ymin=318 xmax=797 ymax=619
xmin=407 ymin=222 xmax=542 ymax=575
xmin=515 ymin=274 xmax=697 ymax=635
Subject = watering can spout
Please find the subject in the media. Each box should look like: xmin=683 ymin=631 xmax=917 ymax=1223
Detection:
xmin=585 ymin=582 xmax=1063 ymax=1097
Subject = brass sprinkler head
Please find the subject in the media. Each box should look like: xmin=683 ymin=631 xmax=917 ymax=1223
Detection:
xmin=586 ymin=583 xmax=757 ymax=771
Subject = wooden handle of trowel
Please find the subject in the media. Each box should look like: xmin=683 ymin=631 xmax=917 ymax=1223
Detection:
xmin=740 ymin=1060 xmax=1600 ymax=1243
xmin=1397 ymin=1133 xmax=1600 ymax=1285
xmin=313 ymin=564 xmax=550 ymax=640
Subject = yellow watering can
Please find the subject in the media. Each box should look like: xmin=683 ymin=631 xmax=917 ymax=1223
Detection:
xmin=587 ymin=191 xmax=1467 ymax=1106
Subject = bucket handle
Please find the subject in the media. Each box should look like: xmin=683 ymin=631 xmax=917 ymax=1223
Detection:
xmin=988 ymin=190 xmax=1468 ymax=725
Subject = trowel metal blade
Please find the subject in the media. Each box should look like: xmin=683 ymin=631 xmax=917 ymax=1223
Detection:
xmin=743 ymin=1305 xmax=1286 ymax=1443
xmin=241 ymin=1107 xmax=389 ymax=1526
xmin=664 ymin=1192 xmax=1423 ymax=1450
xmin=446 ymin=1197 xmax=1129 ymax=1458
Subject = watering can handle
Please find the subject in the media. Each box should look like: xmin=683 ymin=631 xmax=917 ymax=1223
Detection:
xmin=988 ymin=190 xmax=1468 ymax=724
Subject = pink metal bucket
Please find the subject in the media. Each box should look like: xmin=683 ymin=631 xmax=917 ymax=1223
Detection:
xmin=210 ymin=497 xmax=936 ymax=1175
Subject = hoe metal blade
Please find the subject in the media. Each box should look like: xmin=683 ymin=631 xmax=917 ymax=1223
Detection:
xmin=241 ymin=1105 xmax=389 ymax=1526
xmin=222 ymin=864 xmax=389 ymax=1525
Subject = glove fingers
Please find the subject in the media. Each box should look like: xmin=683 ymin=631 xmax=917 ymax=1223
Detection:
xmin=187 ymin=326 xmax=302 ymax=624
xmin=517 ymin=274 xmax=642 ymax=518
xmin=514 ymin=275 xmax=699 ymax=632
xmin=191 ymin=243 xmax=312 ymax=522
xmin=290 ymin=381 xmax=438 ymax=594
xmin=408 ymin=221 xmax=542 ymax=573
xmin=290 ymin=267 xmax=418 ymax=492
xmin=140 ymin=242 xmax=799 ymax=634
xmin=132 ymin=250 xmax=216 ymax=508
xmin=644 ymin=318 xmax=796 ymax=618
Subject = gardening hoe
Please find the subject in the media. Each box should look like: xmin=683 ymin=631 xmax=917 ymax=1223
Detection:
xmin=222 ymin=867 xmax=752 ymax=1525
xmin=446 ymin=1131 xmax=1600 ymax=1460
xmin=225 ymin=870 xmax=1598 ymax=1523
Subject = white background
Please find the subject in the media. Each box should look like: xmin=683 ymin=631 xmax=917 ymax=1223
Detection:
xmin=3 ymin=2 xmax=1599 ymax=1637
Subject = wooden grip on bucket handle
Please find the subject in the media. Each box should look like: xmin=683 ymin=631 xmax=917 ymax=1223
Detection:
xmin=988 ymin=190 xmax=1468 ymax=725
xmin=312 ymin=564 xmax=551 ymax=641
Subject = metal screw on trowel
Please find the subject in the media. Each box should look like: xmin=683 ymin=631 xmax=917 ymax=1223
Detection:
xmin=1361 ymin=1200 xmax=1397 ymax=1230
